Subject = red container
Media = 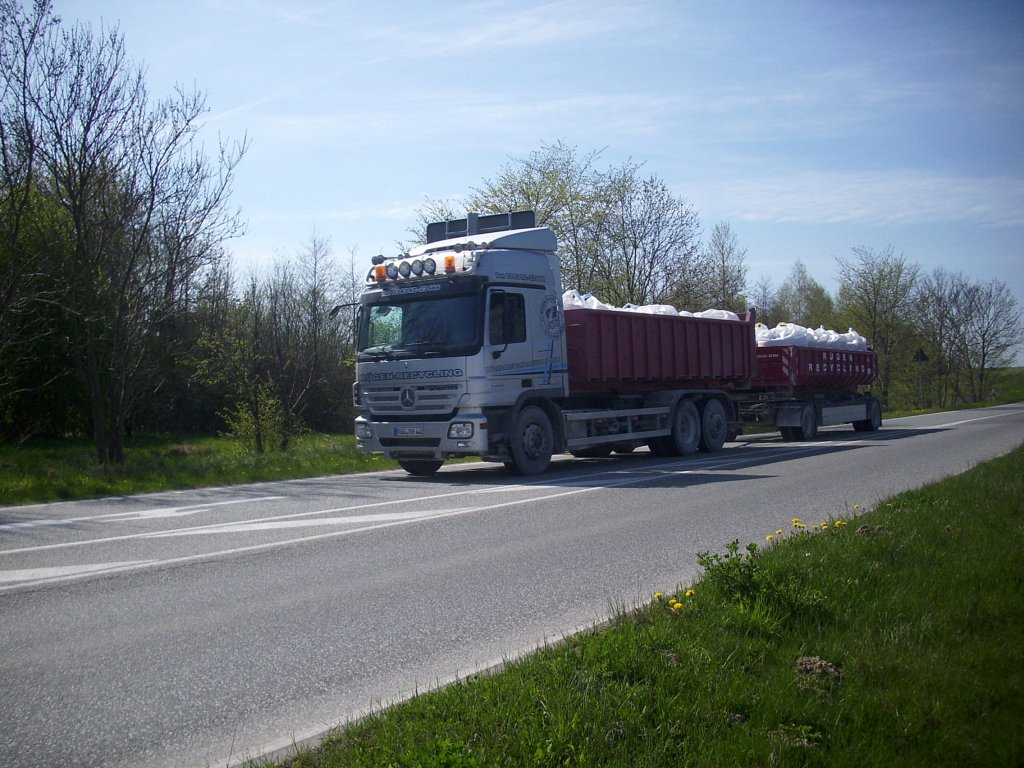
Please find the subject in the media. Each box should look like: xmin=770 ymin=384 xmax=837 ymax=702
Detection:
xmin=752 ymin=345 xmax=878 ymax=392
xmin=564 ymin=308 xmax=756 ymax=393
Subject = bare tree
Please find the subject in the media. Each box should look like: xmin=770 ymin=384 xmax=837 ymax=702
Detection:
xmin=750 ymin=275 xmax=781 ymax=327
xmin=6 ymin=1 xmax=246 ymax=462
xmin=960 ymin=279 xmax=1021 ymax=401
xmin=597 ymin=172 xmax=701 ymax=306
xmin=0 ymin=0 xmax=59 ymax=401
xmin=702 ymin=221 xmax=748 ymax=311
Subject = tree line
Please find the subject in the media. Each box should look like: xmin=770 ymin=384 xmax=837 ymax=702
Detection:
xmin=2 ymin=3 xmax=1019 ymax=463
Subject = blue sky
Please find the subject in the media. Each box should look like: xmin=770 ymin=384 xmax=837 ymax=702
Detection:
xmin=58 ymin=0 xmax=1023 ymax=316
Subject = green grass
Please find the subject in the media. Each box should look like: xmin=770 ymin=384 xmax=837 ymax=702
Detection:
xmin=260 ymin=444 xmax=1024 ymax=768
xmin=0 ymin=433 xmax=397 ymax=505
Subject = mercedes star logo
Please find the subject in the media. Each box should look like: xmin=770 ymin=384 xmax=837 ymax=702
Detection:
xmin=399 ymin=387 xmax=416 ymax=409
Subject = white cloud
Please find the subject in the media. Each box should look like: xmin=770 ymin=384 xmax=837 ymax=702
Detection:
xmin=715 ymin=170 xmax=1024 ymax=228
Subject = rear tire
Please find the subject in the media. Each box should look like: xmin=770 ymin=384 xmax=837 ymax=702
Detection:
xmin=398 ymin=459 xmax=444 ymax=476
xmin=853 ymin=397 xmax=882 ymax=432
xmin=666 ymin=399 xmax=701 ymax=456
xmin=699 ymin=398 xmax=728 ymax=453
xmin=797 ymin=404 xmax=818 ymax=440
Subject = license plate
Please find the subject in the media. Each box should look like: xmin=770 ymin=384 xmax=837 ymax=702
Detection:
xmin=394 ymin=427 xmax=423 ymax=437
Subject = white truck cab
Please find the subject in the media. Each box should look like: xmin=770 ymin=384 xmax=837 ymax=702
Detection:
xmin=353 ymin=212 xmax=569 ymax=475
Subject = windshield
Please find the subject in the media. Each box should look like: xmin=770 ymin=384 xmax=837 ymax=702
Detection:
xmin=358 ymin=293 xmax=481 ymax=357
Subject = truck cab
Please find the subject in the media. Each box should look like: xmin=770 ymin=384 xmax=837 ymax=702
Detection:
xmin=353 ymin=212 xmax=568 ymax=475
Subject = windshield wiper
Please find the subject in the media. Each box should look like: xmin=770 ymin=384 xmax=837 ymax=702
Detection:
xmin=403 ymin=341 xmax=448 ymax=355
xmin=361 ymin=345 xmax=396 ymax=359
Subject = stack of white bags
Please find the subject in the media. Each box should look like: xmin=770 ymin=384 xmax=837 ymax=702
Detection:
xmin=562 ymin=290 xmax=740 ymax=321
xmin=562 ymin=290 xmax=867 ymax=351
xmin=755 ymin=322 xmax=868 ymax=351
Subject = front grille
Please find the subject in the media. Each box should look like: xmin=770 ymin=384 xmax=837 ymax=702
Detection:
xmin=364 ymin=383 xmax=462 ymax=417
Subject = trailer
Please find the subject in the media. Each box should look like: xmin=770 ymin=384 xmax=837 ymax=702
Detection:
xmin=351 ymin=211 xmax=881 ymax=476
xmin=735 ymin=344 xmax=882 ymax=440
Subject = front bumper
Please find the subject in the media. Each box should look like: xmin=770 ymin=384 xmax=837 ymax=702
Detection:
xmin=354 ymin=413 xmax=489 ymax=460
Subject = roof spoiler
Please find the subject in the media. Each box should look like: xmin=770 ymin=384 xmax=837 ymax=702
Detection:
xmin=426 ymin=210 xmax=536 ymax=243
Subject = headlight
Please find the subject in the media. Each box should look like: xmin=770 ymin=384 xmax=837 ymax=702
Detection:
xmin=447 ymin=422 xmax=474 ymax=439
xmin=355 ymin=423 xmax=374 ymax=439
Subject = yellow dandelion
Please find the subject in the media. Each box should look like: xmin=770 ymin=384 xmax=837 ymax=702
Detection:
xmin=853 ymin=504 xmax=862 ymax=511
xmin=776 ymin=529 xmax=783 ymax=535
xmin=794 ymin=522 xmax=807 ymax=529
xmin=653 ymin=592 xmax=664 ymax=601
xmin=765 ymin=534 xmax=774 ymax=542
xmin=685 ymin=589 xmax=696 ymax=598
xmin=792 ymin=517 xmax=802 ymax=524
xmin=813 ymin=525 xmax=819 ymax=531
xmin=821 ymin=523 xmax=829 ymax=530
xmin=671 ymin=602 xmax=683 ymax=612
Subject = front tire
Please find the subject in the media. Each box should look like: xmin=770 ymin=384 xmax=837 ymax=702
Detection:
xmin=508 ymin=405 xmax=554 ymax=475
xmin=398 ymin=459 xmax=444 ymax=476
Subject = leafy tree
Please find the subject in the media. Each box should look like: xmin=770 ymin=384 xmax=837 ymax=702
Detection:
xmin=0 ymin=0 xmax=246 ymax=462
xmin=836 ymin=246 xmax=919 ymax=405
xmin=775 ymin=260 xmax=835 ymax=329
xmin=414 ymin=142 xmax=702 ymax=307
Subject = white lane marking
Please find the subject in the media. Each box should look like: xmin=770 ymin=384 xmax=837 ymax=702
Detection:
xmin=0 ymin=443 xmax=841 ymax=557
xmin=928 ymin=412 xmax=1016 ymax=428
xmin=0 ymin=446 xmax=834 ymax=592
xmin=0 ymin=496 xmax=285 ymax=531
xmin=141 ymin=509 xmax=477 ymax=536
xmin=0 ymin=560 xmax=158 ymax=585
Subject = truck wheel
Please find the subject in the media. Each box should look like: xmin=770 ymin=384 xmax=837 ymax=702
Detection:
xmin=508 ymin=405 xmax=554 ymax=475
xmin=853 ymin=397 xmax=882 ymax=432
xmin=797 ymin=404 xmax=818 ymax=440
xmin=398 ymin=459 xmax=444 ymax=476
xmin=699 ymin=398 xmax=728 ymax=452
xmin=667 ymin=399 xmax=701 ymax=456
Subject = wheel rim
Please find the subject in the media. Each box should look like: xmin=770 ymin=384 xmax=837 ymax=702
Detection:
xmin=523 ymin=422 xmax=548 ymax=459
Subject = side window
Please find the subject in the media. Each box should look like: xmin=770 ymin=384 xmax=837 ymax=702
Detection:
xmin=489 ymin=292 xmax=527 ymax=345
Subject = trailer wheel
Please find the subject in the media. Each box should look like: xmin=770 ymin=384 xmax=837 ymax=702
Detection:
xmin=853 ymin=397 xmax=883 ymax=432
xmin=797 ymin=404 xmax=818 ymax=440
xmin=699 ymin=398 xmax=728 ymax=453
xmin=398 ymin=459 xmax=444 ymax=476
xmin=508 ymin=405 xmax=554 ymax=475
xmin=667 ymin=399 xmax=701 ymax=456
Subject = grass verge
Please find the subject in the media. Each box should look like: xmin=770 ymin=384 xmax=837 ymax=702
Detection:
xmin=262 ymin=444 xmax=1024 ymax=768
xmin=0 ymin=433 xmax=397 ymax=505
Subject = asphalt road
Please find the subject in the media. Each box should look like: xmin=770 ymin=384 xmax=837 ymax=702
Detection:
xmin=1 ymin=405 xmax=1022 ymax=767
